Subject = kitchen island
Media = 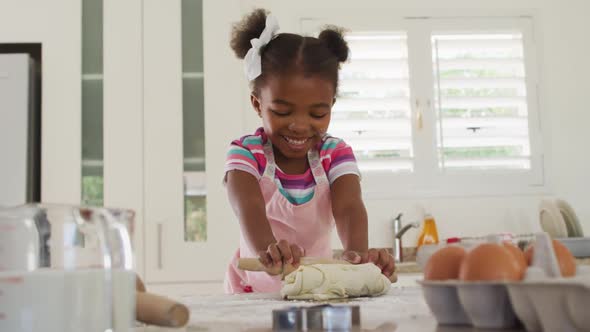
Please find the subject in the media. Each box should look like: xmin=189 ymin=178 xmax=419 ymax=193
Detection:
xmin=135 ymin=274 xmax=524 ymax=332
xmin=138 ymin=259 xmax=590 ymax=331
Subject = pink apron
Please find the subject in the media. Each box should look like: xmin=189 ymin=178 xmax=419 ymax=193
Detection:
xmin=224 ymin=139 xmax=335 ymax=293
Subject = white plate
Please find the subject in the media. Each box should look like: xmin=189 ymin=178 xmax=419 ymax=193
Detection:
xmin=556 ymin=199 xmax=584 ymax=237
xmin=539 ymin=199 xmax=568 ymax=238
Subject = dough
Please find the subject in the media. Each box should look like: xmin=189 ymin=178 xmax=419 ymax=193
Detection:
xmin=280 ymin=263 xmax=391 ymax=300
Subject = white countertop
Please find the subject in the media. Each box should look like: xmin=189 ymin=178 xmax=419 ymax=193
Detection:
xmin=135 ymin=274 xmax=524 ymax=332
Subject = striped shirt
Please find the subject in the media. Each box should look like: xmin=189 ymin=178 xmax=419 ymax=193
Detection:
xmin=225 ymin=128 xmax=360 ymax=205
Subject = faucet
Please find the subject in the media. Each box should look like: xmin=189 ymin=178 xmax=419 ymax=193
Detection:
xmin=393 ymin=213 xmax=420 ymax=263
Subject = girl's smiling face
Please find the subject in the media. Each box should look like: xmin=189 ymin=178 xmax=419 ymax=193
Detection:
xmin=251 ymin=74 xmax=335 ymax=164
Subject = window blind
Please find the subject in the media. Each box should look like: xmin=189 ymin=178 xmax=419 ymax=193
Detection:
xmin=331 ymin=32 xmax=414 ymax=172
xmin=432 ymin=33 xmax=532 ymax=170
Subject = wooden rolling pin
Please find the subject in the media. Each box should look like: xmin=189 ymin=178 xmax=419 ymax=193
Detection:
xmin=136 ymin=292 xmax=190 ymax=327
xmin=134 ymin=274 xmax=190 ymax=328
xmin=237 ymin=257 xmax=398 ymax=283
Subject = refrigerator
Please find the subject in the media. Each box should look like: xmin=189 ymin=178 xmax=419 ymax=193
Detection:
xmin=0 ymin=53 xmax=40 ymax=206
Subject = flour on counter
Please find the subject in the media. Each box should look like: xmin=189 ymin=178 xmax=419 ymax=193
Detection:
xmin=280 ymin=263 xmax=390 ymax=300
xmin=178 ymin=286 xmax=431 ymax=331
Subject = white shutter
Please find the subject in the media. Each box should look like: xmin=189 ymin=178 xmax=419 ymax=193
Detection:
xmin=431 ymin=33 xmax=532 ymax=170
xmin=300 ymin=14 xmax=543 ymax=194
xmin=331 ymin=32 xmax=414 ymax=172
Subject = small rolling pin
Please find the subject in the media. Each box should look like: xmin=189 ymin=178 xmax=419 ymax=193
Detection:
xmin=237 ymin=257 xmax=398 ymax=283
xmin=136 ymin=292 xmax=190 ymax=327
xmin=135 ymin=274 xmax=190 ymax=328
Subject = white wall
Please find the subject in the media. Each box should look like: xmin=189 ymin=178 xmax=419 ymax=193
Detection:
xmin=229 ymin=0 xmax=590 ymax=249
xmin=538 ymin=0 xmax=590 ymax=238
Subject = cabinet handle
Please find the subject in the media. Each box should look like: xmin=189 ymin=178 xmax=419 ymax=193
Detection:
xmin=415 ymin=99 xmax=423 ymax=131
xmin=157 ymin=223 xmax=163 ymax=269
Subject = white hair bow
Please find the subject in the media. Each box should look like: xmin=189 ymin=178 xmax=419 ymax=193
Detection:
xmin=244 ymin=15 xmax=280 ymax=81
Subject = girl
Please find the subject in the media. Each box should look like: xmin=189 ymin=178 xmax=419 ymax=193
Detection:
xmin=224 ymin=9 xmax=396 ymax=294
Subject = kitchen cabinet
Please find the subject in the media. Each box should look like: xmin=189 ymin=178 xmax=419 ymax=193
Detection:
xmin=103 ymin=0 xmax=244 ymax=283
xmin=139 ymin=0 xmax=242 ymax=283
xmin=1 ymin=0 xmax=242 ymax=283
xmin=0 ymin=0 xmax=253 ymax=283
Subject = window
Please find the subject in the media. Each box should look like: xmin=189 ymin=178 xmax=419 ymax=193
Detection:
xmin=307 ymin=16 xmax=543 ymax=194
xmin=333 ymin=32 xmax=413 ymax=172
xmin=432 ymin=33 xmax=532 ymax=171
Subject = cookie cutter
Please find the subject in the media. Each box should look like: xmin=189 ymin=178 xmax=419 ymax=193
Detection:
xmin=272 ymin=304 xmax=360 ymax=331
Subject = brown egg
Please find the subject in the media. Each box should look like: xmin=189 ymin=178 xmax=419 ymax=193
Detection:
xmin=424 ymin=246 xmax=467 ymax=280
xmin=503 ymin=241 xmax=527 ymax=271
xmin=524 ymin=239 xmax=577 ymax=277
xmin=459 ymin=243 xmax=523 ymax=281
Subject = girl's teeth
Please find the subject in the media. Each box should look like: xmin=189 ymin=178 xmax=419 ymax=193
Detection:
xmin=285 ymin=137 xmax=307 ymax=145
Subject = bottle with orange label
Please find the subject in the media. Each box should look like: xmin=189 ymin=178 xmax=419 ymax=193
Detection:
xmin=417 ymin=213 xmax=439 ymax=247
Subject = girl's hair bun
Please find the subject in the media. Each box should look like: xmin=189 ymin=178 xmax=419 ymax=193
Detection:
xmin=230 ymin=8 xmax=268 ymax=59
xmin=318 ymin=26 xmax=349 ymax=63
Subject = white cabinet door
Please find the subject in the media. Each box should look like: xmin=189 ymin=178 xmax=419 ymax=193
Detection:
xmin=142 ymin=0 xmax=243 ymax=283
xmin=103 ymin=0 xmax=146 ymax=277
xmin=0 ymin=54 xmax=32 ymax=206
xmin=0 ymin=1 xmax=82 ymax=205
xmin=103 ymin=0 xmax=243 ymax=283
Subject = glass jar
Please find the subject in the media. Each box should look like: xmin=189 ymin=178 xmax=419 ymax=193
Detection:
xmin=0 ymin=204 xmax=135 ymax=332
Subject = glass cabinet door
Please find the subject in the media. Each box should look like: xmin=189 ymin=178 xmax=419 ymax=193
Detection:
xmin=81 ymin=0 xmax=104 ymax=206
xmin=182 ymin=0 xmax=207 ymax=242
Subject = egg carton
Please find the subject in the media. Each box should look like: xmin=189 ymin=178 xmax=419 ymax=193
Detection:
xmin=418 ymin=232 xmax=590 ymax=331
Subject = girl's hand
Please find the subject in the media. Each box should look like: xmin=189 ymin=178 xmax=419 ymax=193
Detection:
xmin=367 ymin=248 xmax=396 ymax=279
xmin=258 ymin=240 xmax=305 ymax=276
xmin=341 ymin=248 xmax=396 ymax=279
